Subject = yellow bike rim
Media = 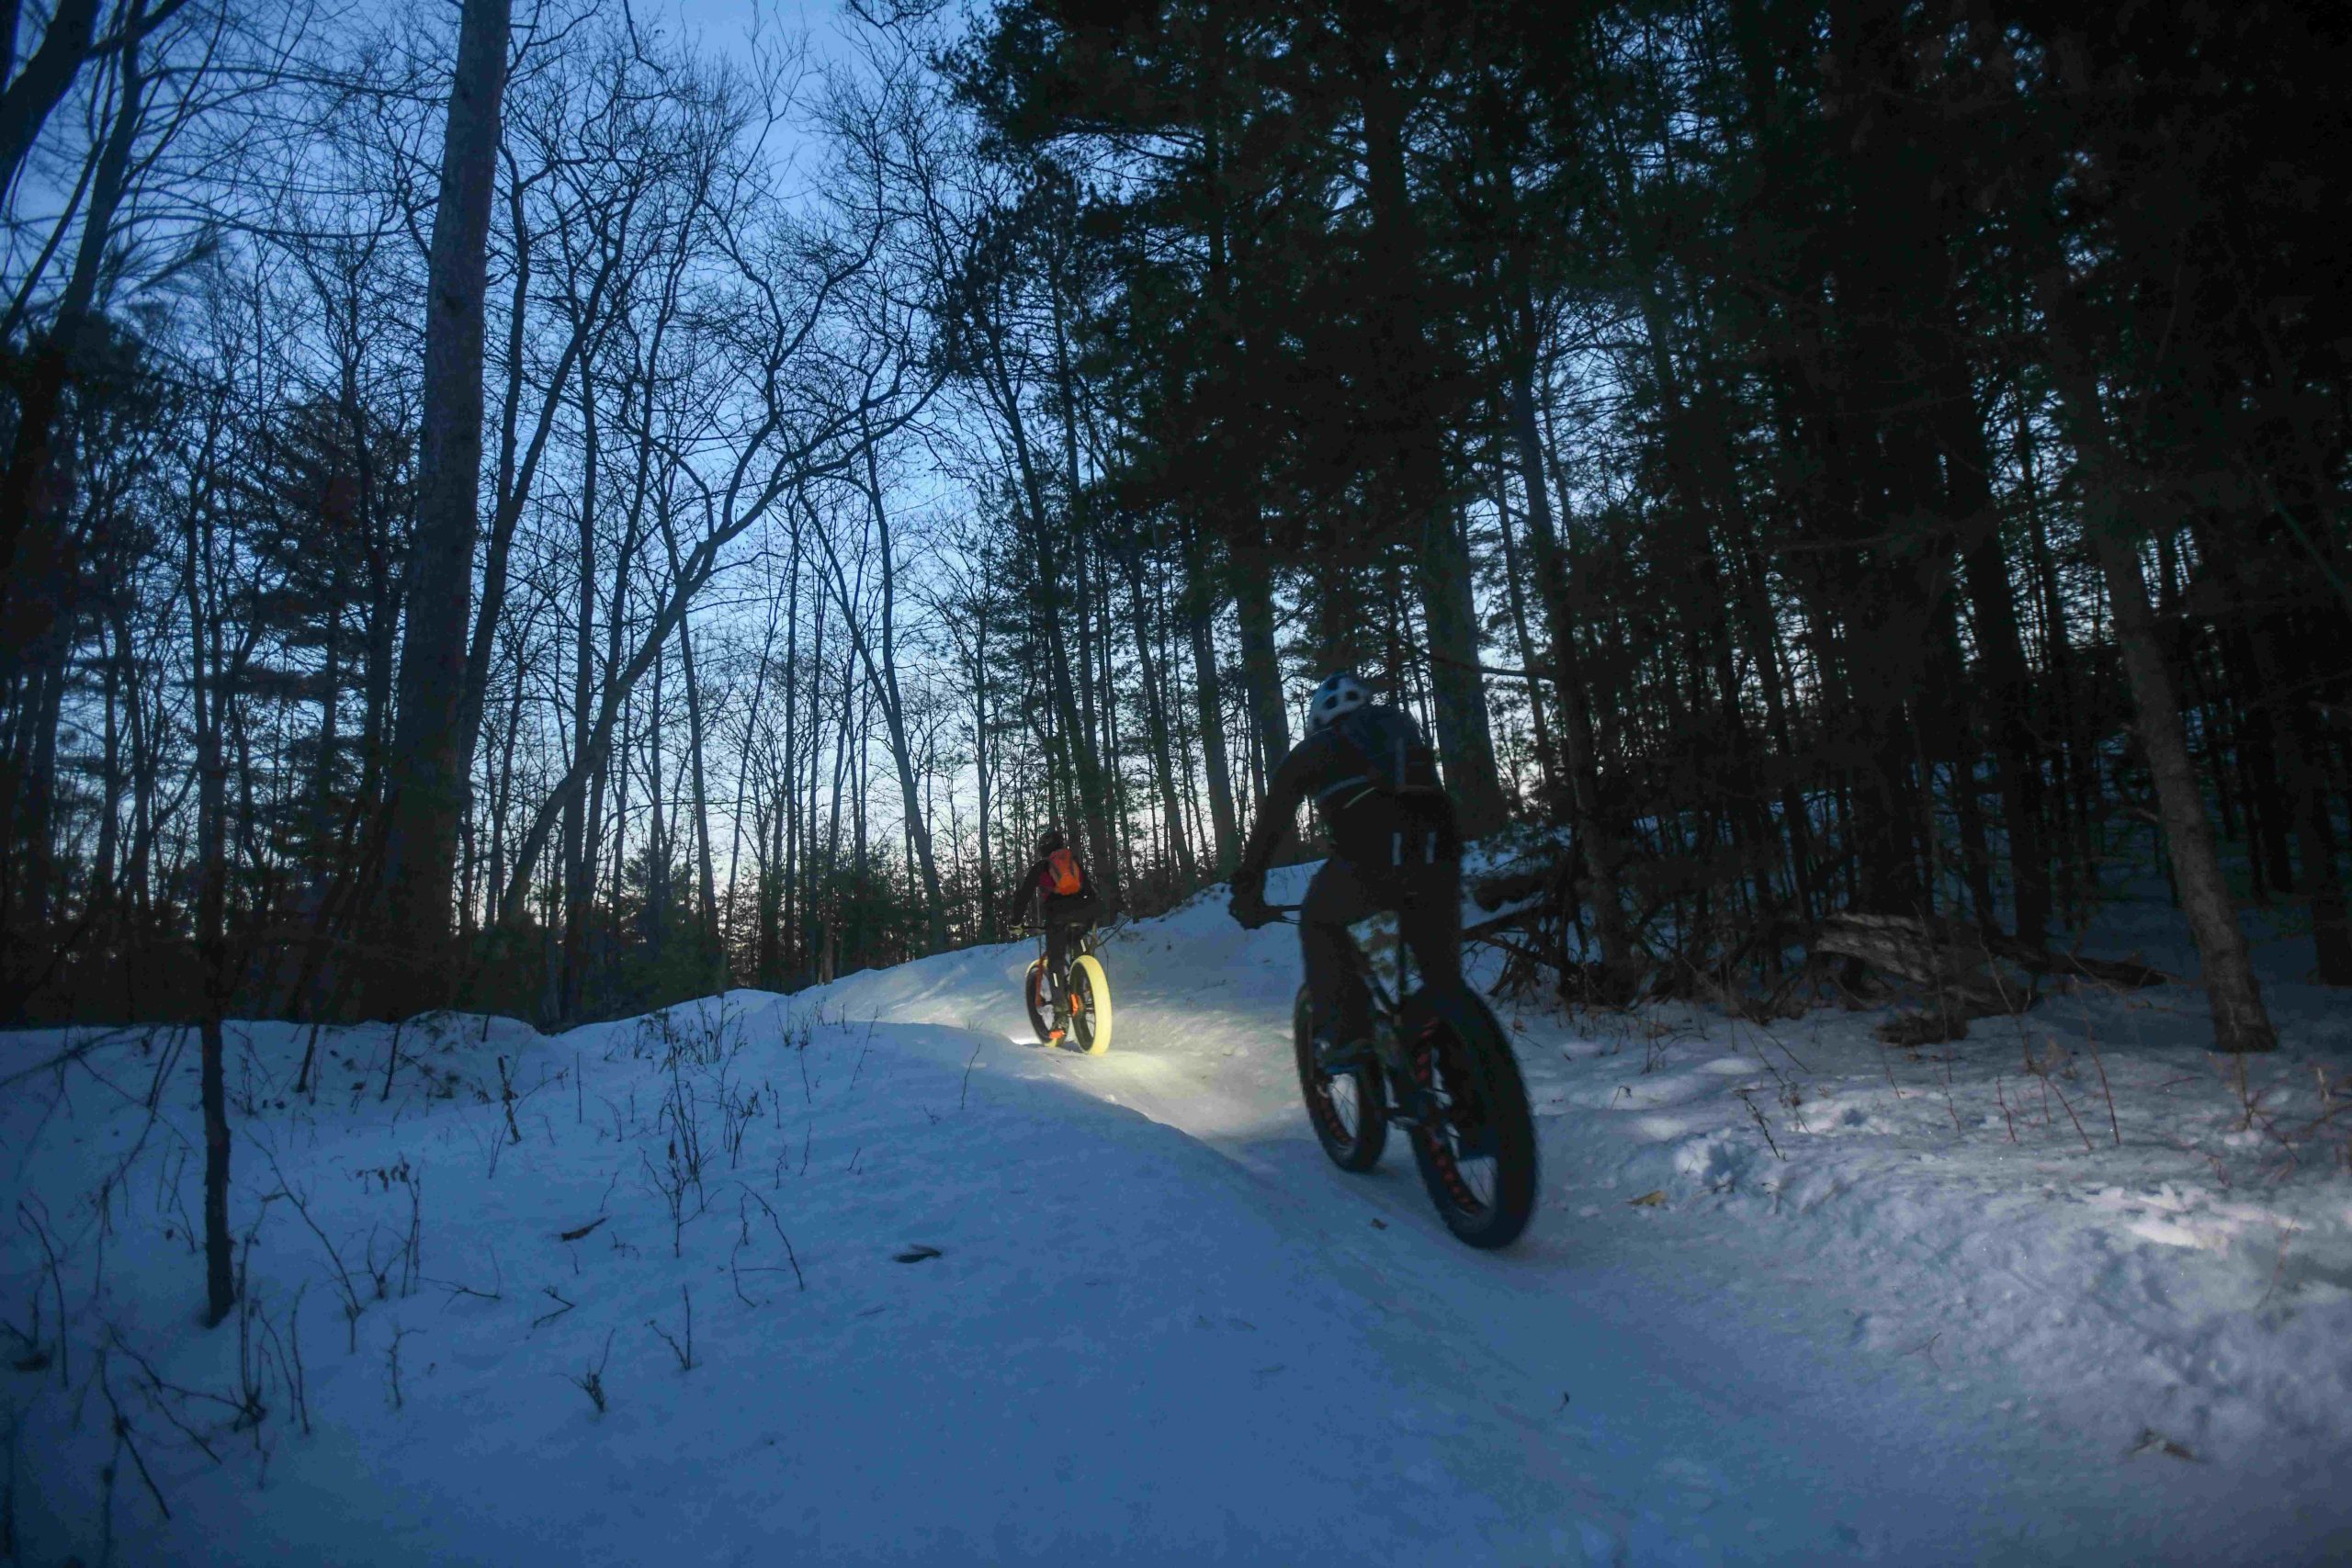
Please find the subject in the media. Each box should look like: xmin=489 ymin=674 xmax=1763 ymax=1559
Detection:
xmin=1072 ymin=953 xmax=1114 ymax=1055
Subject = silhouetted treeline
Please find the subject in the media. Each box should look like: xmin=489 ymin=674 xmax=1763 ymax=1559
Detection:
xmin=2 ymin=0 xmax=2344 ymax=1057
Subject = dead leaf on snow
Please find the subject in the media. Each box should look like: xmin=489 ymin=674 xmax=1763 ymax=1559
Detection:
xmin=2126 ymin=1428 xmax=2198 ymax=1462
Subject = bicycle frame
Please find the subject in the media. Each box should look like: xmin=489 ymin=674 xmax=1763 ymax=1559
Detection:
xmin=1274 ymin=905 xmax=1433 ymax=1120
xmin=1026 ymin=923 xmax=1099 ymax=988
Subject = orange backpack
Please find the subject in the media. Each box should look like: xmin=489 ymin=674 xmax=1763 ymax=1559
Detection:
xmin=1046 ymin=847 xmax=1082 ymax=896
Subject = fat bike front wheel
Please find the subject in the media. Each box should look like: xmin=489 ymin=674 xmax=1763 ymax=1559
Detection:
xmin=1069 ymin=954 xmax=1114 ymax=1055
xmin=1396 ymin=986 xmax=1538 ymax=1249
xmin=1292 ymin=985 xmax=1388 ymax=1172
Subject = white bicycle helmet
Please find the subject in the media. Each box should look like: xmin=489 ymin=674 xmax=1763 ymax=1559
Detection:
xmin=1306 ymin=671 xmax=1371 ymax=732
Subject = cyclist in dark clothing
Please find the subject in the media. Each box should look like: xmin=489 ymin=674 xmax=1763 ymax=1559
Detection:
xmin=1006 ymin=829 xmax=1103 ymax=1030
xmin=1228 ymin=672 xmax=1464 ymax=1065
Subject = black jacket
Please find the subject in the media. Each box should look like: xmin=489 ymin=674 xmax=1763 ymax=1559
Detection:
xmin=1237 ymin=705 xmax=1461 ymax=884
xmin=1005 ymin=852 xmax=1102 ymax=930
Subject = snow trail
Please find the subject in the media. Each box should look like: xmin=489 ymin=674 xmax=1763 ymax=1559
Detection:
xmin=774 ymin=862 xmax=2352 ymax=1562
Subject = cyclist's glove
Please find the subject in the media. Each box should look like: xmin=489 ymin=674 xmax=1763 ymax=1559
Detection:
xmin=1228 ymin=870 xmax=1274 ymax=931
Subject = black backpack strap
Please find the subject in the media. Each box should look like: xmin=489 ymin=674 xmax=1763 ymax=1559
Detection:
xmin=1333 ymin=708 xmax=1442 ymax=795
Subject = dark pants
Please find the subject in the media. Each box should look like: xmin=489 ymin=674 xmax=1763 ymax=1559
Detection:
xmin=1042 ymin=894 xmax=1102 ymax=983
xmin=1300 ymin=856 xmax=1461 ymax=1044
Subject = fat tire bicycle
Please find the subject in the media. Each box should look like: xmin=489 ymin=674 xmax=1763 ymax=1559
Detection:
xmin=1023 ymin=925 xmax=1114 ymax=1055
xmin=1272 ymin=904 xmax=1538 ymax=1249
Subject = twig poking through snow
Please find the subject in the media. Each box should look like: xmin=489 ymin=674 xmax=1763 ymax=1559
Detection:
xmin=379 ymin=1020 xmax=405 ymax=1105
xmin=736 ymin=1185 xmax=804 ymax=1292
xmin=2083 ymin=1032 xmax=2121 ymax=1148
xmin=100 ymin=1359 xmax=173 ymax=1522
xmin=385 ymin=1327 xmax=418 ymax=1410
xmin=2044 ymin=1071 xmax=2096 ymax=1156
xmin=496 ymin=1057 xmax=522 ymax=1145
xmin=258 ymin=1146 xmax=368 ymax=1352
xmin=531 ymin=1286 xmax=576 ymax=1332
xmin=960 ymin=1043 xmax=982 ymax=1111
xmin=15 ymin=1201 xmax=68 ymax=1388
xmin=566 ymin=1330 xmax=616 ymax=1416
xmin=1735 ymin=1089 xmax=1784 ymax=1161
xmin=647 ymin=1286 xmax=695 ymax=1372
xmin=427 ymin=1246 xmax=503 ymax=1307
xmin=1875 ymin=1041 xmax=1906 ymax=1100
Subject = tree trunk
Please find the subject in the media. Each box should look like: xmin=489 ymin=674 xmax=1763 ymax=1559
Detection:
xmin=0 ymin=6 xmax=141 ymax=693
xmin=2087 ymin=526 xmax=2276 ymax=1049
xmin=181 ymin=443 xmax=234 ymax=1327
xmin=1941 ymin=355 xmax=2052 ymax=945
xmin=560 ymin=362 xmax=602 ymax=1021
xmin=677 ymin=607 xmax=720 ymax=979
xmin=0 ymin=0 xmax=99 ymax=207
xmin=1183 ymin=524 xmax=1239 ymax=874
xmin=1488 ymin=459 xmax=1557 ymax=803
xmin=1418 ymin=507 xmax=1510 ymax=836
xmin=1122 ymin=544 xmax=1196 ymax=884
xmin=1505 ymin=352 xmax=1636 ymax=976
xmin=972 ymin=606 xmax=997 ymax=940
xmin=864 ymin=439 xmax=946 ymax=951
xmin=1351 ymin=39 xmax=1506 ymax=839
xmin=2282 ymin=693 xmax=2352 ymax=984
xmin=372 ymin=0 xmax=513 ymax=1008
xmin=2038 ymin=276 xmax=2275 ymax=1051
xmin=778 ymin=532 xmax=802 ymax=976
xmin=978 ymin=315 xmax=1120 ymax=906
xmin=1232 ymin=534 xmax=1288 ymax=798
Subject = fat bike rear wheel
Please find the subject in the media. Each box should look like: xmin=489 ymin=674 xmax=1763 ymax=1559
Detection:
xmin=1292 ymin=985 xmax=1388 ymax=1172
xmin=1396 ymin=986 xmax=1537 ymax=1249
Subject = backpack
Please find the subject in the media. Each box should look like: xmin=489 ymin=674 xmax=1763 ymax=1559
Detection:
xmin=1045 ymin=847 xmax=1083 ymax=897
xmin=1321 ymin=706 xmax=1459 ymax=868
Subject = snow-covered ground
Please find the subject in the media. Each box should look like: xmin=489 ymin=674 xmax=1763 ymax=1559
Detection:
xmin=6 ymin=863 xmax=2350 ymax=1563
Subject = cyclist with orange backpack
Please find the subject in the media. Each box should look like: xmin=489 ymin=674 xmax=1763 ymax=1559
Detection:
xmin=1007 ymin=829 xmax=1103 ymax=1037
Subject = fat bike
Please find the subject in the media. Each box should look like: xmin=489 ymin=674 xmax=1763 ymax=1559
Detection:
xmin=1272 ymin=906 xmax=1537 ymax=1249
xmin=1023 ymin=927 xmax=1114 ymax=1055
